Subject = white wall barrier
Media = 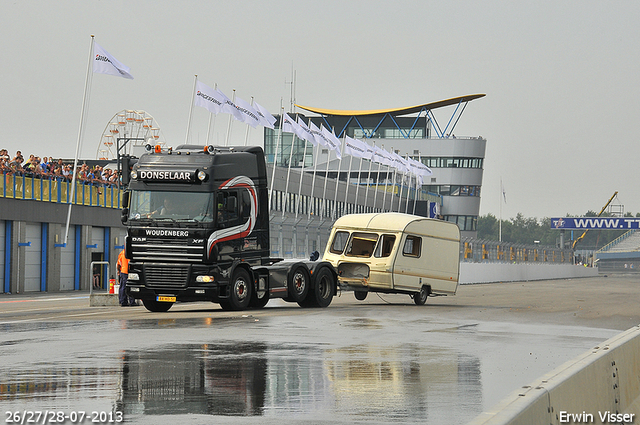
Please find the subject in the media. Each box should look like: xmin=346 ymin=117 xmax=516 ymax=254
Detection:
xmin=459 ymin=262 xmax=598 ymax=284
xmin=469 ymin=325 xmax=640 ymax=425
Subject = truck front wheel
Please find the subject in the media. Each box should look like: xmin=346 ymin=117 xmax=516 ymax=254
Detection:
xmin=225 ymin=268 xmax=252 ymax=311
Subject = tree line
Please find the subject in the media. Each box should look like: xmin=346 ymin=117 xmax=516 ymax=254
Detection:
xmin=477 ymin=211 xmax=640 ymax=250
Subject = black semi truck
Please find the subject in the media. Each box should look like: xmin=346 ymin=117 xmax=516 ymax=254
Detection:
xmin=121 ymin=144 xmax=336 ymax=312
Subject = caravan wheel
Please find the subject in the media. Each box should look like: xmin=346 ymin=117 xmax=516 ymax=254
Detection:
xmin=413 ymin=286 xmax=429 ymax=306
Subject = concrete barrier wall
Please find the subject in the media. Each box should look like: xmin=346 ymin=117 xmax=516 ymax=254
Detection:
xmin=459 ymin=262 xmax=598 ymax=284
xmin=468 ymin=325 xmax=640 ymax=425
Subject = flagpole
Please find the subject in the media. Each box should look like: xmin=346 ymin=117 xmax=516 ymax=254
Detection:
xmin=499 ymin=177 xmax=503 ymax=242
xmin=269 ymin=105 xmax=284 ymax=211
xmin=64 ymin=35 xmax=95 ymax=245
xmin=243 ymin=97 xmax=254 ymax=146
xmin=282 ymin=115 xmax=297 ymax=219
xmin=185 ymin=74 xmax=197 ymax=145
xmin=404 ymin=154 xmax=411 ymax=213
xmin=294 ymin=122 xmax=308 ymax=220
xmin=225 ymin=89 xmax=235 ymax=146
xmin=205 ymin=83 xmax=218 ymax=145
xmin=343 ymin=148 xmax=354 ymax=216
xmin=331 ymin=134 xmax=344 ymax=220
xmin=307 ymin=143 xmax=321 ymax=222
xmin=353 ymin=152 xmax=364 ymax=213
xmin=320 ymin=139 xmax=332 ymax=220
xmin=363 ymin=142 xmax=375 ymax=213
xmin=372 ymin=145 xmax=383 ymax=213
xmin=382 ymin=147 xmax=392 ymax=212
xmin=413 ymin=152 xmax=421 ymax=215
xmin=389 ymin=165 xmax=398 ymax=212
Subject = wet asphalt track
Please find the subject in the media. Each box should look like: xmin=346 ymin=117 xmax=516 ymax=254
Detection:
xmin=1 ymin=275 xmax=638 ymax=425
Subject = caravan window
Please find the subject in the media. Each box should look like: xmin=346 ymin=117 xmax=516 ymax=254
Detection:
xmin=374 ymin=234 xmax=396 ymax=258
xmin=345 ymin=232 xmax=378 ymax=258
xmin=403 ymin=235 xmax=421 ymax=257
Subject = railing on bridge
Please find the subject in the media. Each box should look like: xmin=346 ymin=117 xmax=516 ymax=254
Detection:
xmin=461 ymin=237 xmax=574 ymax=264
xmin=1 ymin=173 xmax=122 ymax=208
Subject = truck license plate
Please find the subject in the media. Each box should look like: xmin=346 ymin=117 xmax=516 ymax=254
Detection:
xmin=156 ymin=295 xmax=176 ymax=303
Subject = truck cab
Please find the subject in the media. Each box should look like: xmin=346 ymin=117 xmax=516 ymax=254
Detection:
xmin=121 ymin=144 xmax=337 ymax=312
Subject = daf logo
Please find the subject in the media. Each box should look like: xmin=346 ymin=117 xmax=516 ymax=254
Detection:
xmin=132 ymin=237 xmax=146 ymax=242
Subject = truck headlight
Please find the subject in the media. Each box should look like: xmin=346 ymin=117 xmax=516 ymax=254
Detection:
xmin=130 ymin=170 xmax=138 ymax=180
xmin=196 ymin=275 xmax=214 ymax=283
xmin=128 ymin=273 xmax=139 ymax=281
xmin=197 ymin=171 xmax=207 ymax=181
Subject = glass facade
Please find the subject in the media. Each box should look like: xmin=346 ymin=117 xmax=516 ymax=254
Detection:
xmin=424 ymin=185 xmax=481 ymax=197
xmin=264 ymin=131 xmax=313 ymax=167
xmin=415 ymin=156 xmax=483 ymax=169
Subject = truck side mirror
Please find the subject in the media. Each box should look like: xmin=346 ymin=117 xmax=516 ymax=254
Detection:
xmin=122 ymin=191 xmax=130 ymax=208
xmin=121 ymin=191 xmax=130 ymax=224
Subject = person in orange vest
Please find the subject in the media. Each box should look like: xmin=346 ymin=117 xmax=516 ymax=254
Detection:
xmin=117 ymin=249 xmax=136 ymax=306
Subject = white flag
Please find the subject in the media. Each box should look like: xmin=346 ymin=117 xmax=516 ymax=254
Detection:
xmin=194 ymin=80 xmax=224 ymax=114
xmin=408 ymin=157 xmax=432 ymax=177
xmin=93 ymin=42 xmax=133 ymax=79
xmin=343 ymin=136 xmax=369 ymax=159
xmin=391 ymin=151 xmax=409 ymax=173
xmin=219 ymin=94 xmax=245 ymax=123
xmin=254 ymin=101 xmax=276 ymax=129
xmin=297 ymin=117 xmax=319 ymax=146
xmin=321 ymin=125 xmax=342 ymax=159
xmin=372 ymin=145 xmax=393 ymax=167
xmin=308 ymin=121 xmax=328 ymax=147
xmin=234 ymin=96 xmax=261 ymax=128
xmin=282 ymin=113 xmax=307 ymax=140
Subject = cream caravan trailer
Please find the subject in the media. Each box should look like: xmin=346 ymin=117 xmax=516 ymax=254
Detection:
xmin=323 ymin=213 xmax=461 ymax=305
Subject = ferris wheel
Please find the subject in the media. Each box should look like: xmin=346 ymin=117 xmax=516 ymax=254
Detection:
xmin=96 ymin=110 xmax=167 ymax=160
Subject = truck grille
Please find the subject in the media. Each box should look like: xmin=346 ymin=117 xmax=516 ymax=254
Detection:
xmin=145 ymin=265 xmax=189 ymax=288
xmin=132 ymin=238 xmax=203 ymax=263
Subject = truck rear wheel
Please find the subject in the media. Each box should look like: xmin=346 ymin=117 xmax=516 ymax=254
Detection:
xmin=289 ymin=267 xmax=310 ymax=303
xmin=228 ymin=268 xmax=252 ymax=311
xmin=413 ymin=286 xmax=429 ymax=306
xmin=300 ymin=267 xmax=335 ymax=308
xmin=313 ymin=267 xmax=334 ymax=308
xmin=142 ymin=299 xmax=174 ymax=312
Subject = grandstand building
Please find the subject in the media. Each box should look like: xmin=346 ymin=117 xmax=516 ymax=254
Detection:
xmin=263 ymin=94 xmax=486 ymax=238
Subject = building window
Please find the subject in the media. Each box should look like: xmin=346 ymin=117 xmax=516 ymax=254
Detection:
xmin=443 ymin=215 xmax=477 ymax=231
xmin=424 ymin=185 xmax=481 ymax=197
xmin=416 ymin=156 xmax=483 ymax=169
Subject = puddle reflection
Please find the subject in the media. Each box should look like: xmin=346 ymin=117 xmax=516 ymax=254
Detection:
xmin=1 ymin=341 xmax=483 ymax=423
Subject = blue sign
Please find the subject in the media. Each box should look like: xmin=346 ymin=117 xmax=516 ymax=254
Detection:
xmin=550 ymin=217 xmax=640 ymax=230
xmin=429 ymin=202 xmax=440 ymax=218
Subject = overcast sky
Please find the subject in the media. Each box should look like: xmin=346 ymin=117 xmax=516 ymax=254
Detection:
xmin=2 ymin=1 xmax=639 ymax=220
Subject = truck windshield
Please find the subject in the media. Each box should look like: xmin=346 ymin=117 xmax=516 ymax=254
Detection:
xmin=128 ymin=190 xmax=214 ymax=222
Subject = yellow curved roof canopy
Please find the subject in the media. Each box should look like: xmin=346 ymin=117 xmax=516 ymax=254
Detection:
xmin=295 ymin=94 xmax=485 ymax=117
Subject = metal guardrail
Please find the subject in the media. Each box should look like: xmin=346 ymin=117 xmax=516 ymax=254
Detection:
xmin=460 ymin=238 xmax=575 ymax=264
xmin=1 ymin=173 xmax=122 ymax=208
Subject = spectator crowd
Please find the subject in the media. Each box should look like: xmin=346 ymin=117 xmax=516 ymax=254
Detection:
xmin=0 ymin=148 xmax=120 ymax=186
